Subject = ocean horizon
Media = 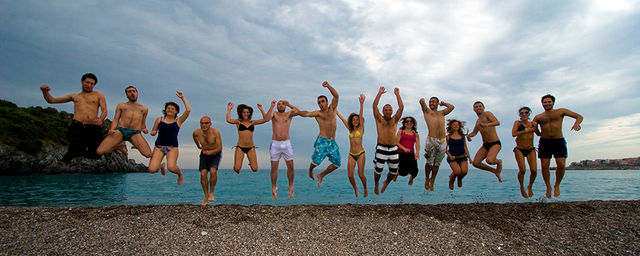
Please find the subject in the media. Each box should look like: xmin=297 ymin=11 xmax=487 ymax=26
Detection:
xmin=1 ymin=169 xmax=638 ymax=207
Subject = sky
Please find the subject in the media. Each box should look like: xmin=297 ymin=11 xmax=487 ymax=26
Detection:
xmin=1 ymin=0 xmax=639 ymax=170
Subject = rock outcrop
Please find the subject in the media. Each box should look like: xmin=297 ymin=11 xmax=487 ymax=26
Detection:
xmin=0 ymin=144 xmax=147 ymax=175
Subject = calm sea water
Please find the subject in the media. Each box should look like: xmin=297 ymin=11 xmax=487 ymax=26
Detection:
xmin=0 ymin=169 xmax=638 ymax=206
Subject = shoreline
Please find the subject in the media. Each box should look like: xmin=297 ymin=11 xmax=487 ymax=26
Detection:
xmin=1 ymin=200 xmax=639 ymax=255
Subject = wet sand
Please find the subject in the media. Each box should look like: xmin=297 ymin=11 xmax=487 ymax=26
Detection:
xmin=1 ymin=200 xmax=639 ymax=255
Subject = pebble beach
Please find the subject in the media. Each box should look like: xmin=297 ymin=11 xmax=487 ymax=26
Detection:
xmin=1 ymin=200 xmax=639 ymax=255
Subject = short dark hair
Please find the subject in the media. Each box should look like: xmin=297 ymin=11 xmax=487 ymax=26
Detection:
xmin=125 ymin=86 xmax=137 ymax=93
xmin=81 ymin=73 xmax=98 ymax=84
xmin=237 ymin=104 xmax=253 ymax=121
xmin=430 ymin=97 xmax=439 ymax=102
xmin=317 ymin=95 xmax=328 ymax=102
xmin=541 ymin=94 xmax=555 ymax=103
xmin=473 ymin=101 xmax=484 ymax=107
xmin=162 ymin=102 xmax=180 ymax=116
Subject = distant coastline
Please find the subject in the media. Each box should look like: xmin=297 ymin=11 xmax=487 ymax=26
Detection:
xmin=565 ymin=156 xmax=640 ymax=170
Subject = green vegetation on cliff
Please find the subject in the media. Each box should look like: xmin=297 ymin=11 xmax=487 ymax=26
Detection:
xmin=0 ymin=99 xmax=110 ymax=154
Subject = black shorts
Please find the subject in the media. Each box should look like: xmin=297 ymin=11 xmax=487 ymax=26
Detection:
xmin=199 ymin=152 xmax=222 ymax=170
xmin=397 ymin=153 xmax=418 ymax=177
xmin=63 ymin=120 xmax=102 ymax=163
xmin=538 ymin=138 xmax=567 ymax=159
xmin=447 ymin=155 xmax=468 ymax=164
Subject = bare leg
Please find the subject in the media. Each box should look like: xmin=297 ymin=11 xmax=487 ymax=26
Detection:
xmin=540 ymin=158 xmax=552 ymax=198
xmin=428 ymin=164 xmax=440 ymax=191
xmin=247 ymin=148 xmax=259 ymax=172
xmin=285 ymin=160 xmax=295 ymax=198
xmin=270 ymin=161 xmax=279 ymax=200
xmin=554 ymin=158 xmax=566 ymax=197
xmin=486 ymin=144 xmax=503 ymax=182
xmin=165 ymin=148 xmax=182 ymax=185
xmin=148 ymin=148 xmax=165 ymax=173
xmin=472 ymin=147 xmax=502 ymax=182
xmin=357 ymin=154 xmax=368 ymax=197
xmin=374 ymin=172 xmax=381 ymax=195
xmin=96 ymin=132 xmax=124 ymax=156
xmin=317 ymin=164 xmax=338 ymax=188
xmin=160 ymin=162 xmax=166 ymax=176
xmin=380 ymin=172 xmax=396 ymax=194
xmin=424 ymin=163 xmax=432 ymax=191
xmin=514 ymin=149 xmax=528 ymax=198
xmin=233 ymin=147 xmax=244 ymax=174
xmin=347 ymin=156 xmax=358 ymax=197
xmin=308 ymin=163 xmax=316 ymax=180
xmin=200 ymin=169 xmax=209 ymax=205
xmin=459 ymin=161 xmax=469 ymax=187
xmin=129 ymin=134 xmax=152 ymax=158
xmin=449 ymin=162 xmax=461 ymax=190
xmin=209 ymin=168 xmax=217 ymax=202
xmin=526 ymin=151 xmax=538 ymax=197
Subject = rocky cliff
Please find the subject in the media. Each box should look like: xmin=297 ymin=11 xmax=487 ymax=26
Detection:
xmin=0 ymin=144 xmax=147 ymax=175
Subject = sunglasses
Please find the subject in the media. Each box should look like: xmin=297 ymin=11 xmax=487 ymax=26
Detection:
xmin=200 ymin=122 xmax=210 ymax=124
xmin=519 ymin=111 xmax=530 ymax=115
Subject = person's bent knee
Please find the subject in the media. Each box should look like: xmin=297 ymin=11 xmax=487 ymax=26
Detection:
xmin=472 ymin=161 xmax=482 ymax=168
xmin=251 ymin=166 xmax=258 ymax=172
xmin=149 ymin=167 xmax=158 ymax=173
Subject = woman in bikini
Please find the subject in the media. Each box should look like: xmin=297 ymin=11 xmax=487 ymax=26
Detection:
xmin=512 ymin=106 xmax=537 ymax=198
xmin=336 ymin=94 xmax=367 ymax=197
xmin=148 ymin=91 xmax=190 ymax=185
xmin=396 ymin=116 xmax=420 ymax=185
xmin=446 ymin=119 xmax=470 ymax=190
xmin=226 ymin=101 xmax=275 ymax=173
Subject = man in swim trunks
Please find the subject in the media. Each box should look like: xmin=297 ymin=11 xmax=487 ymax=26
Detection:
xmin=467 ymin=101 xmax=503 ymax=182
xmin=419 ymin=96 xmax=454 ymax=191
xmin=532 ymin=94 xmax=582 ymax=198
xmin=96 ymin=86 xmax=152 ymax=158
xmin=40 ymin=73 xmax=107 ymax=167
xmin=268 ymin=100 xmax=299 ymax=199
xmin=372 ymin=86 xmax=403 ymax=195
xmin=297 ymin=81 xmax=340 ymax=188
xmin=192 ymin=116 xmax=223 ymax=206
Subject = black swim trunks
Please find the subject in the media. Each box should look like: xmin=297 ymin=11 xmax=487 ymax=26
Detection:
xmin=538 ymin=138 xmax=567 ymax=159
xmin=397 ymin=153 xmax=418 ymax=177
xmin=63 ymin=120 xmax=102 ymax=163
xmin=482 ymin=140 xmax=501 ymax=151
xmin=199 ymin=152 xmax=222 ymax=170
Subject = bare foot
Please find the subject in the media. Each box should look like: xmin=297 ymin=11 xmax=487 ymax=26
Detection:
xmin=316 ymin=174 xmax=323 ymax=188
xmin=363 ymin=188 xmax=368 ymax=198
xmin=354 ymin=186 xmax=359 ymax=198
xmin=207 ymin=193 xmax=214 ymax=202
xmin=424 ymin=181 xmax=429 ymax=191
xmin=374 ymin=182 xmax=380 ymax=195
xmin=448 ymin=176 xmax=454 ymax=190
xmin=201 ymin=199 xmax=208 ymax=206
xmin=495 ymin=160 xmax=503 ymax=182
xmin=272 ymin=186 xmax=278 ymax=200
xmin=429 ymin=180 xmax=434 ymax=191
xmin=177 ymin=173 xmax=183 ymax=185
xmin=527 ymin=185 xmax=534 ymax=198
xmin=117 ymin=142 xmax=128 ymax=155
xmin=457 ymin=178 xmax=463 ymax=187
xmin=160 ymin=162 xmax=166 ymax=176
xmin=308 ymin=170 xmax=314 ymax=180
xmin=288 ymin=185 xmax=294 ymax=198
xmin=408 ymin=176 xmax=414 ymax=185
xmin=392 ymin=175 xmax=397 ymax=182
xmin=554 ymin=185 xmax=561 ymax=197
xmin=520 ymin=186 xmax=528 ymax=198
xmin=545 ymin=186 xmax=552 ymax=199
xmin=380 ymin=181 xmax=389 ymax=194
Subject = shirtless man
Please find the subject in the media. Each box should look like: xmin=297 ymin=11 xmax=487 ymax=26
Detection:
xmin=372 ymin=86 xmax=404 ymax=195
xmin=532 ymin=94 xmax=582 ymax=198
xmin=297 ymin=81 xmax=340 ymax=188
xmin=96 ymin=86 xmax=152 ymax=158
xmin=419 ymin=97 xmax=454 ymax=191
xmin=40 ymin=73 xmax=107 ymax=166
xmin=193 ymin=116 xmax=223 ymax=205
xmin=269 ymin=100 xmax=299 ymax=199
xmin=467 ymin=101 xmax=503 ymax=182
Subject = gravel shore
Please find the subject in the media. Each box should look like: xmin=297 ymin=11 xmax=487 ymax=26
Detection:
xmin=1 ymin=200 xmax=639 ymax=255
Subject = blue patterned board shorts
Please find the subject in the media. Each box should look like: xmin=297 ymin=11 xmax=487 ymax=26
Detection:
xmin=311 ymin=136 xmax=341 ymax=167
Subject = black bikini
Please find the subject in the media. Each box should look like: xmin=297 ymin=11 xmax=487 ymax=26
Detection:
xmin=238 ymin=123 xmax=255 ymax=132
xmin=514 ymin=121 xmax=535 ymax=156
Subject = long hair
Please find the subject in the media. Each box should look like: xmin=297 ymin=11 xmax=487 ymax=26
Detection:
xmin=400 ymin=116 xmax=417 ymax=133
xmin=347 ymin=113 xmax=359 ymax=133
xmin=236 ymin=104 xmax=253 ymax=121
xmin=446 ymin=119 xmax=466 ymax=138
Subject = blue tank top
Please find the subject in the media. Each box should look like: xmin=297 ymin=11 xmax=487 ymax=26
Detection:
xmin=448 ymin=137 xmax=465 ymax=156
xmin=155 ymin=118 xmax=180 ymax=147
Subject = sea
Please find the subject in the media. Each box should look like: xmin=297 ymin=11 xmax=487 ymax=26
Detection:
xmin=0 ymin=169 xmax=638 ymax=206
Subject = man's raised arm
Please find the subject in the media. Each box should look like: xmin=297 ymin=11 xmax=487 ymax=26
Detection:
xmin=372 ymin=86 xmax=385 ymax=120
xmin=323 ymin=81 xmax=339 ymax=110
